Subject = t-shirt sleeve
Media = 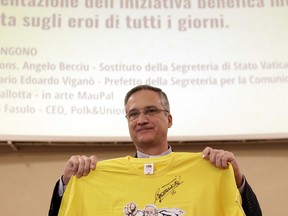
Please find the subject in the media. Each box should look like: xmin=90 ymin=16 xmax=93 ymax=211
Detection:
xmin=219 ymin=164 xmax=246 ymax=216
xmin=58 ymin=176 xmax=82 ymax=216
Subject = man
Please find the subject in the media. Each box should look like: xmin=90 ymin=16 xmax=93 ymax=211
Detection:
xmin=49 ymin=85 xmax=262 ymax=216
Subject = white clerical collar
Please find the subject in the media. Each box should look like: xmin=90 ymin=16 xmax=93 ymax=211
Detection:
xmin=136 ymin=145 xmax=172 ymax=158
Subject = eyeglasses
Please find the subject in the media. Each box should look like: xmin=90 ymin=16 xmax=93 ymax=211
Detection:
xmin=125 ymin=107 xmax=169 ymax=121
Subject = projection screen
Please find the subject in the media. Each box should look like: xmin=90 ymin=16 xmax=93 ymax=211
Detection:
xmin=1 ymin=0 xmax=288 ymax=142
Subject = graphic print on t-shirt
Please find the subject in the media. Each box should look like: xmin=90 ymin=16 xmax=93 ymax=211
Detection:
xmin=123 ymin=202 xmax=185 ymax=216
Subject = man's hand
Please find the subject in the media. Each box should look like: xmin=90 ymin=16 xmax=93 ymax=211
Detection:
xmin=62 ymin=155 xmax=97 ymax=185
xmin=202 ymin=147 xmax=244 ymax=188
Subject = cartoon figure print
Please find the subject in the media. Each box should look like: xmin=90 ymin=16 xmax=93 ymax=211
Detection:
xmin=123 ymin=202 xmax=185 ymax=216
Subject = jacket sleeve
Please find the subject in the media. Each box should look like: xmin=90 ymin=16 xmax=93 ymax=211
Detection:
xmin=241 ymin=179 xmax=262 ymax=216
xmin=48 ymin=180 xmax=63 ymax=216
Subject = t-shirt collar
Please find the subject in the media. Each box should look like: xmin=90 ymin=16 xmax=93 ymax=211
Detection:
xmin=136 ymin=145 xmax=172 ymax=158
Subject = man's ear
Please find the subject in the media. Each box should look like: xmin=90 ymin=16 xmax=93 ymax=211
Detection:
xmin=167 ymin=114 xmax=173 ymax=128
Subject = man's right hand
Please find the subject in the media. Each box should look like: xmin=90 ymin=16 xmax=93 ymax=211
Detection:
xmin=62 ymin=155 xmax=97 ymax=185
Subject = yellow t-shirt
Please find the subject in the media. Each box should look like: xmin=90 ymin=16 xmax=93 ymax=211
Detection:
xmin=58 ymin=152 xmax=245 ymax=216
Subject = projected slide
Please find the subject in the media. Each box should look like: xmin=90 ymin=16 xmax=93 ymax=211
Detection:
xmin=1 ymin=0 xmax=288 ymax=142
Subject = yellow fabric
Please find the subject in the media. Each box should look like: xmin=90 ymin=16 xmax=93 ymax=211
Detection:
xmin=58 ymin=152 xmax=245 ymax=216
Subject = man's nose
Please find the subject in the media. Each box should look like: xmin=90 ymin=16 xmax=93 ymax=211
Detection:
xmin=137 ymin=111 xmax=149 ymax=123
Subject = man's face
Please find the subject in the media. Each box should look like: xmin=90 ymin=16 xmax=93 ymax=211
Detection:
xmin=144 ymin=205 xmax=158 ymax=216
xmin=125 ymin=90 xmax=172 ymax=149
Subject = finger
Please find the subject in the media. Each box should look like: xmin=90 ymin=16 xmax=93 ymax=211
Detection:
xmin=202 ymin=146 xmax=213 ymax=159
xmin=213 ymin=150 xmax=231 ymax=168
xmin=208 ymin=148 xmax=217 ymax=166
xmin=208 ymin=149 xmax=228 ymax=168
xmin=206 ymin=148 xmax=226 ymax=166
xmin=68 ymin=155 xmax=80 ymax=174
xmin=82 ymin=156 xmax=93 ymax=176
xmin=222 ymin=152 xmax=234 ymax=168
xmin=89 ymin=155 xmax=97 ymax=170
xmin=75 ymin=155 xmax=86 ymax=178
xmin=215 ymin=151 xmax=225 ymax=168
xmin=62 ymin=155 xmax=80 ymax=184
xmin=221 ymin=156 xmax=229 ymax=168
